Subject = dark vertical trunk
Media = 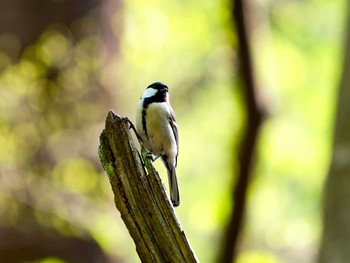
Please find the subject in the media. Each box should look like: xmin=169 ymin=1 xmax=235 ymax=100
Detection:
xmin=217 ymin=0 xmax=264 ymax=262
xmin=318 ymin=4 xmax=350 ymax=263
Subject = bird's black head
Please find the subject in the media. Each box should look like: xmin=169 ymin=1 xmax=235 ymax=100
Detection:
xmin=147 ymin=82 xmax=168 ymax=92
xmin=142 ymin=82 xmax=169 ymax=104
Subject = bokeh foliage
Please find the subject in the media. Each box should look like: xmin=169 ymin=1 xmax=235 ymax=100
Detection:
xmin=0 ymin=0 xmax=347 ymax=262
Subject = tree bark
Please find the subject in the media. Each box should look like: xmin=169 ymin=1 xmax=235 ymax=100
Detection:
xmin=318 ymin=5 xmax=350 ymax=263
xmin=98 ymin=111 xmax=198 ymax=263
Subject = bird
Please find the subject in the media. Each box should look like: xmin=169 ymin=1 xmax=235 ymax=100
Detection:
xmin=135 ymin=82 xmax=180 ymax=207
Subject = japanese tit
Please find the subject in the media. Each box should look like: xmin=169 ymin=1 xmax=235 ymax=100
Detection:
xmin=136 ymin=82 xmax=180 ymax=207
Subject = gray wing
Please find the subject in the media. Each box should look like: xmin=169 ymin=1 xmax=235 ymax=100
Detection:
xmin=169 ymin=110 xmax=179 ymax=166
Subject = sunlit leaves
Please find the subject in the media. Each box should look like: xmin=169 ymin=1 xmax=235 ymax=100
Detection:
xmin=237 ymin=251 xmax=281 ymax=263
xmin=36 ymin=30 xmax=71 ymax=67
xmin=0 ymin=13 xmax=110 ymax=252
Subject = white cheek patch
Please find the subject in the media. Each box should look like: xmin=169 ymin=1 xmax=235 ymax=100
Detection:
xmin=142 ymin=88 xmax=157 ymax=99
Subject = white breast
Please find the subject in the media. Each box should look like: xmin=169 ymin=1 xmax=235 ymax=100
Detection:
xmin=136 ymin=102 xmax=177 ymax=159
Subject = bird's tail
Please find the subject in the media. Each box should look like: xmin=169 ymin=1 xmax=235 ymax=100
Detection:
xmin=167 ymin=166 xmax=180 ymax=207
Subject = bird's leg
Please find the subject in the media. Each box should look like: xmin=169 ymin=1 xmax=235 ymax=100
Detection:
xmin=124 ymin=117 xmax=160 ymax=172
xmin=145 ymin=152 xmax=161 ymax=162
xmin=123 ymin=117 xmax=143 ymax=144
xmin=141 ymin=147 xmax=157 ymax=174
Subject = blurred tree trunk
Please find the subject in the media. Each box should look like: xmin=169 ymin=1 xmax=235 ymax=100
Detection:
xmin=0 ymin=0 xmax=100 ymax=57
xmin=0 ymin=228 xmax=112 ymax=263
xmin=217 ymin=0 xmax=263 ymax=262
xmin=318 ymin=5 xmax=350 ymax=263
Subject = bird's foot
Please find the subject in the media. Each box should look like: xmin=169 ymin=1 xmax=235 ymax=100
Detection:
xmin=145 ymin=153 xmax=161 ymax=162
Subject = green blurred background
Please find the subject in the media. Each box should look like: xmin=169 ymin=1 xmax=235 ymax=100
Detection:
xmin=0 ymin=0 xmax=347 ymax=262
